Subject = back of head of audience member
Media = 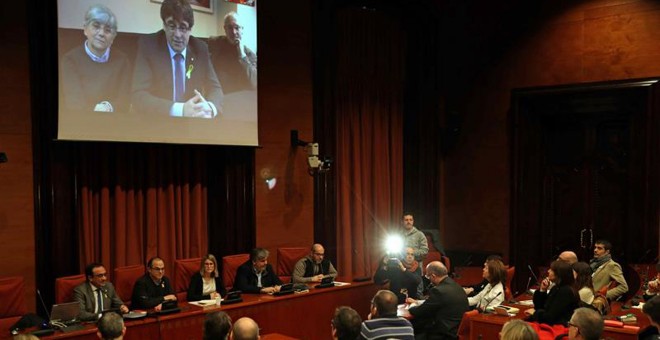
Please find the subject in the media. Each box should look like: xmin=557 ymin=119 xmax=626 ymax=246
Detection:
xmin=331 ymin=306 xmax=362 ymax=340
xmin=558 ymin=251 xmax=578 ymax=265
xmin=96 ymin=312 xmax=125 ymax=340
xmin=231 ymin=317 xmax=259 ymax=340
xmin=372 ymin=290 xmax=398 ymax=317
xmin=568 ymin=307 xmax=604 ymax=340
xmin=204 ymin=311 xmax=232 ymax=340
xmin=499 ymin=319 xmax=539 ymax=340
xmin=643 ymin=295 xmax=660 ymax=328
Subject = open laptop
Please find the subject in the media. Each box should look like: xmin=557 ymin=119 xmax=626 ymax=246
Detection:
xmin=49 ymin=302 xmax=84 ymax=332
xmin=315 ymin=276 xmax=335 ymax=289
xmin=273 ymin=283 xmax=294 ymax=296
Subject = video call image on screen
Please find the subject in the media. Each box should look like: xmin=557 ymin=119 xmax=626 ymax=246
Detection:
xmin=57 ymin=0 xmax=258 ymax=146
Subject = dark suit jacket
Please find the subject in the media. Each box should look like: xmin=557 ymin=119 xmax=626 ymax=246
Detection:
xmin=73 ymin=281 xmax=125 ymax=321
xmin=409 ymin=277 xmax=468 ymax=340
xmin=131 ymin=274 xmax=174 ymax=309
xmin=530 ymin=284 xmax=579 ymax=325
xmin=132 ymin=30 xmax=223 ymax=115
xmin=233 ymin=260 xmax=282 ymax=294
xmin=187 ymin=272 xmax=227 ymax=301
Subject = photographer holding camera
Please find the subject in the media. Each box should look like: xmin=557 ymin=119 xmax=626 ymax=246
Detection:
xmin=374 ymin=247 xmax=423 ymax=304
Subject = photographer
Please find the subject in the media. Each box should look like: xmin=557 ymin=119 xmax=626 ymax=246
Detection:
xmin=374 ymin=247 xmax=423 ymax=304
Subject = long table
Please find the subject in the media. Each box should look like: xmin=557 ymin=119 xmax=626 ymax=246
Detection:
xmin=41 ymin=281 xmax=378 ymax=340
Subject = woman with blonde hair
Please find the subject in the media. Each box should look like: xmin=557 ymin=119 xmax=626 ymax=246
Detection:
xmin=187 ymin=254 xmax=227 ymax=301
xmin=500 ymin=319 xmax=539 ymax=340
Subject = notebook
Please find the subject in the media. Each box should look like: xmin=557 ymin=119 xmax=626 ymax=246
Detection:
xmin=273 ymin=283 xmax=294 ymax=296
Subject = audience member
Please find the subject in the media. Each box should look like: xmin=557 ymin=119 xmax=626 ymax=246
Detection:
xmin=73 ymin=263 xmax=128 ymax=321
xmin=558 ymin=251 xmax=578 ymax=265
xmin=60 ymin=4 xmax=131 ymax=113
xmin=407 ymin=261 xmax=468 ymax=339
xmin=131 ymin=257 xmax=177 ymax=310
xmin=467 ymin=259 xmax=506 ymax=311
xmin=331 ymin=306 xmax=362 ymax=340
xmin=292 ymin=243 xmax=338 ymax=283
xmin=231 ymin=317 xmax=259 ymax=340
xmin=567 ymin=307 xmax=604 ymax=340
xmin=132 ymin=0 xmax=223 ymax=118
xmin=572 ymin=262 xmax=594 ymax=306
xmin=188 ymin=254 xmax=227 ymax=301
xmin=208 ymin=11 xmax=257 ymax=94
xmin=233 ymin=248 xmax=282 ymax=294
xmin=96 ymin=312 xmax=125 ymax=340
xmin=525 ymin=260 xmax=579 ymax=325
xmin=590 ymin=239 xmax=628 ymax=300
xmin=400 ymin=214 xmax=429 ymax=261
xmin=204 ymin=311 xmax=232 ymax=340
xmin=359 ymin=290 xmax=413 ymax=340
xmin=373 ymin=247 xmax=422 ymax=303
xmin=499 ymin=319 xmax=538 ymax=340
xmin=643 ymin=263 xmax=660 ymax=301
xmin=464 ymin=254 xmax=504 ymax=297
xmin=640 ymin=295 xmax=660 ymax=340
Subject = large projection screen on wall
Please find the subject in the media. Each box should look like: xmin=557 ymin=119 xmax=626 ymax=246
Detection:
xmin=57 ymin=0 xmax=258 ymax=146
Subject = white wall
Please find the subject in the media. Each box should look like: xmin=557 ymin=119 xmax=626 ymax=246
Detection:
xmin=58 ymin=0 xmax=258 ymax=50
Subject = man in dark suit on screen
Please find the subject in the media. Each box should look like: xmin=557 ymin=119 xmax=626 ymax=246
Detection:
xmin=132 ymin=0 xmax=223 ymax=118
xmin=407 ymin=261 xmax=468 ymax=340
xmin=73 ymin=263 xmax=128 ymax=322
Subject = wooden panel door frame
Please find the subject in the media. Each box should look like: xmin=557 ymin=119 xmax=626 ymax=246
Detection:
xmin=510 ymin=78 xmax=660 ymax=292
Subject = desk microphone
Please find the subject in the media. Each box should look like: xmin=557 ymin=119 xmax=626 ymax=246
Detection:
xmin=524 ymin=276 xmax=532 ymax=294
xmin=480 ymin=291 xmax=502 ymax=312
xmin=36 ymin=289 xmax=51 ymax=322
xmin=527 ymin=265 xmax=539 ymax=284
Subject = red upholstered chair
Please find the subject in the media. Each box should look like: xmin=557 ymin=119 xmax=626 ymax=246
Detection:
xmin=55 ymin=274 xmax=86 ymax=303
xmin=457 ymin=309 xmax=479 ymax=340
xmin=276 ymin=247 xmax=309 ymax=283
xmin=222 ymin=254 xmax=249 ymax=290
xmin=0 ymin=276 xmax=28 ymax=336
xmin=113 ymin=265 xmax=145 ymax=306
xmin=174 ymin=258 xmax=201 ymax=302
xmin=505 ymin=266 xmax=515 ymax=301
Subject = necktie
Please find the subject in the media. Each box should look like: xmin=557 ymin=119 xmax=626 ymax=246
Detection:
xmin=174 ymin=53 xmax=185 ymax=102
xmin=96 ymin=289 xmax=103 ymax=313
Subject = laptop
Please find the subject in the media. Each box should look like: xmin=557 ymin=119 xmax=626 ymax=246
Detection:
xmin=315 ymin=276 xmax=335 ymax=289
xmin=273 ymin=283 xmax=294 ymax=296
xmin=49 ymin=302 xmax=84 ymax=332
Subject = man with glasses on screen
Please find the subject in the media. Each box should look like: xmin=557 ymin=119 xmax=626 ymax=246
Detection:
xmin=132 ymin=0 xmax=223 ymax=118
xmin=208 ymin=11 xmax=257 ymax=94
xmin=73 ymin=263 xmax=128 ymax=321
xmin=131 ymin=257 xmax=177 ymax=311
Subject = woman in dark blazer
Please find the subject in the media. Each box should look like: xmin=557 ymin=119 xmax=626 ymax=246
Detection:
xmin=187 ymin=254 xmax=227 ymax=301
xmin=525 ymin=260 xmax=579 ymax=325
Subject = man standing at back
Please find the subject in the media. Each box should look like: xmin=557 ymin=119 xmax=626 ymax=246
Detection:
xmin=73 ymin=263 xmax=128 ymax=321
xmin=292 ymin=243 xmax=338 ymax=283
xmin=407 ymin=261 xmax=468 ymax=340
xmin=132 ymin=0 xmax=223 ymax=118
xmin=360 ymin=290 xmax=414 ymax=340
xmin=401 ymin=214 xmax=428 ymax=261
xmin=590 ymin=239 xmax=628 ymax=300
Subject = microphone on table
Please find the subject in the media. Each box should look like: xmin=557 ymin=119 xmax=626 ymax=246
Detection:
xmin=525 ymin=276 xmax=533 ymax=294
xmin=527 ymin=264 xmax=540 ymax=284
xmin=479 ymin=291 xmax=502 ymax=312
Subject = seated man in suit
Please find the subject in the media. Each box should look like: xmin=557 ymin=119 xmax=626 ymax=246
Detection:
xmin=96 ymin=312 xmax=125 ymax=340
xmin=132 ymin=0 xmax=223 ymax=118
xmin=590 ymin=239 xmax=628 ymax=300
xmin=360 ymin=290 xmax=414 ymax=340
xmin=407 ymin=261 xmax=468 ymax=339
xmin=73 ymin=262 xmax=128 ymax=321
xmin=292 ymin=243 xmax=338 ymax=283
xmin=131 ymin=257 xmax=177 ymax=311
xmin=233 ymin=248 xmax=282 ymax=294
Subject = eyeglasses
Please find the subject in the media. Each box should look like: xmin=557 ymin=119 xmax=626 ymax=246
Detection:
xmin=567 ymin=321 xmax=580 ymax=333
xmin=151 ymin=267 xmax=165 ymax=272
xmin=225 ymin=24 xmax=243 ymax=31
xmin=93 ymin=273 xmax=107 ymax=278
xmin=313 ymin=253 xmax=325 ymax=257
xmin=165 ymin=22 xmax=191 ymax=34
xmin=88 ymin=22 xmax=114 ymax=35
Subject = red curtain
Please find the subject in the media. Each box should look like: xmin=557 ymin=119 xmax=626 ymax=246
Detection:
xmin=334 ymin=7 xmax=405 ymax=278
xmin=77 ymin=144 xmax=208 ymax=275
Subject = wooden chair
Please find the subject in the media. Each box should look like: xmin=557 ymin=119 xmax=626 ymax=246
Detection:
xmin=0 ymin=276 xmax=28 ymax=336
xmin=276 ymin=247 xmax=309 ymax=283
xmin=457 ymin=309 xmax=479 ymax=340
xmin=113 ymin=265 xmax=145 ymax=306
xmin=174 ymin=258 xmax=201 ymax=302
xmin=505 ymin=266 xmax=515 ymax=301
xmin=222 ymin=254 xmax=249 ymax=290
xmin=55 ymin=274 xmax=86 ymax=304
